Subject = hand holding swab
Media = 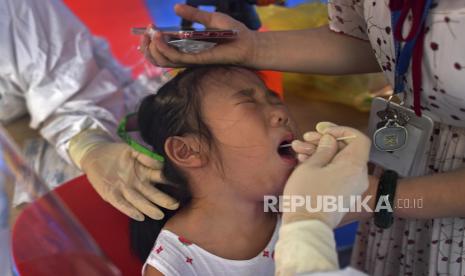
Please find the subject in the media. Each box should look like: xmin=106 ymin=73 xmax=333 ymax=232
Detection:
xmin=279 ymin=135 xmax=357 ymax=149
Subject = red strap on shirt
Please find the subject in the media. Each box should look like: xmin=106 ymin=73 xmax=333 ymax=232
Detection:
xmin=390 ymin=0 xmax=429 ymax=116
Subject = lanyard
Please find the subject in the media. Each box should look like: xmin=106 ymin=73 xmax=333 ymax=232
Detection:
xmin=389 ymin=0 xmax=432 ymax=116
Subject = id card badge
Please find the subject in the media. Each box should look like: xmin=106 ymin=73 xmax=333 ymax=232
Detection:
xmin=367 ymin=97 xmax=434 ymax=177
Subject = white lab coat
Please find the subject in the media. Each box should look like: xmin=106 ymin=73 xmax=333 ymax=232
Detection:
xmin=0 ymin=0 xmax=151 ymax=163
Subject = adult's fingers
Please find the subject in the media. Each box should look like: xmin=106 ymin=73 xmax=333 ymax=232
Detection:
xmin=147 ymin=33 xmax=178 ymax=67
xmin=131 ymin=149 xmax=163 ymax=170
xmin=291 ymin=140 xmax=316 ymax=156
xmin=146 ymin=169 xmax=169 ymax=183
xmin=139 ymin=33 xmax=150 ymax=54
xmin=304 ymin=129 xmax=347 ymax=151
xmin=291 ymin=132 xmax=320 ymax=163
xmin=123 ymin=187 xmax=165 ymax=220
xmin=302 ymin=131 xmax=322 ymax=143
xmin=153 ymin=31 xmax=215 ymax=65
xmin=302 ymin=134 xmax=338 ymax=168
xmin=297 ymin=153 xmax=309 ymax=163
xmin=108 ymin=190 xmax=145 ymax=221
xmin=135 ymin=179 xmax=179 ymax=210
xmin=315 ymin=121 xmax=338 ymax=134
xmin=174 ymin=4 xmax=214 ymax=27
xmin=323 ymin=126 xmax=371 ymax=165
xmin=134 ymin=162 xmax=171 ymax=184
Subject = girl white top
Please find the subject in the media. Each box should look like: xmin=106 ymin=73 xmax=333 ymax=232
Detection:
xmin=143 ymin=216 xmax=280 ymax=276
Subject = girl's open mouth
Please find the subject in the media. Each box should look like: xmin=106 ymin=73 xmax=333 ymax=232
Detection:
xmin=277 ymin=139 xmax=297 ymax=165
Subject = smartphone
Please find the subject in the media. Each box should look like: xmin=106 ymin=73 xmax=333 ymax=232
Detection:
xmin=131 ymin=26 xmax=238 ymax=40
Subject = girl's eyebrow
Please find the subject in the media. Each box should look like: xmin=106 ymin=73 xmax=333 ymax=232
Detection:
xmin=232 ymin=88 xmax=255 ymax=98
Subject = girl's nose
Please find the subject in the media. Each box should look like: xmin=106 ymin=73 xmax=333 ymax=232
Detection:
xmin=270 ymin=108 xmax=290 ymax=127
xmin=276 ymin=116 xmax=289 ymax=125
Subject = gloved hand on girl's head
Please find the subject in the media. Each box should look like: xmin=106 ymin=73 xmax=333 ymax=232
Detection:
xmin=69 ymin=130 xmax=179 ymax=221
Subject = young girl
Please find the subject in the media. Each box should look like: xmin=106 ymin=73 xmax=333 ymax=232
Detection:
xmin=131 ymin=65 xmax=299 ymax=275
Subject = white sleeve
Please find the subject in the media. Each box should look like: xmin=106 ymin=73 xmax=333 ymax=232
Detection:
xmin=0 ymin=0 xmax=136 ymax=163
xmin=275 ymin=220 xmax=339 ymax=276
xmin=296 ymin=267 xmax=368 ymax=276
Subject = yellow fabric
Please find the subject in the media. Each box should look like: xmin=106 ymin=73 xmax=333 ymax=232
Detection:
xmin=257 ymin=3 xmax=388 ymax=111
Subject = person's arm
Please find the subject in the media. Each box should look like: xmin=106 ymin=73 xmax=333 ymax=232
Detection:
xmin=394 ymin=168 xmax=465 ymax=218
xmin=253 ymin=26 xmax=381 ymax=74
xmin=0 ymin=0 xmax=132 ymax=162
xmin=143 ymin=4 xmax=381 ymax=75
xmin=341 ymin=167 xmax=465 ymax=225
xmin=292 ymin=125 xmax=465 ymax=225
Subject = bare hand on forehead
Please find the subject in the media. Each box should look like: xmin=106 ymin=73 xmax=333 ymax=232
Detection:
xmin=139 ymin=4 xmax=258 ymax=68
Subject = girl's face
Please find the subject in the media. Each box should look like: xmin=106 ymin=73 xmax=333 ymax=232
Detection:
xmin=200 ymin=69 xmax=299 ymax=200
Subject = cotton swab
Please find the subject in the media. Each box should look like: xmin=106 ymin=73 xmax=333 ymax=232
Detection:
xmin=279 ymin=135 xmax=357 ymax=148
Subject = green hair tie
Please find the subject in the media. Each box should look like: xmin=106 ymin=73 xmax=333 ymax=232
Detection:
xmin=117 ymin=113 xmax=165 ymax=163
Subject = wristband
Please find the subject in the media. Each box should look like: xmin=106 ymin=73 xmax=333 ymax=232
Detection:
xmin=374 ymin=169 xmax=398 ymax=228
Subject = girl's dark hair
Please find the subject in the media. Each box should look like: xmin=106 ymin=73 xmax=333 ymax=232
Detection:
xmin=130 ymin=65 xmax=245 ymax=261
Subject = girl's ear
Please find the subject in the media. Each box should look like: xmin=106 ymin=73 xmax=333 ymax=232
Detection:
xmin=164 ymin=136 xmax=206 ymax=168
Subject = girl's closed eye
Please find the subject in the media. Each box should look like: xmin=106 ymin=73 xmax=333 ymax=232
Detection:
xmin=237 ymin=97 xmax=256 ymax=105
xmin=266 ymin=90 xmax=284 ymax=105
xmin=234 ymin=88 xmax=257 ymax=105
